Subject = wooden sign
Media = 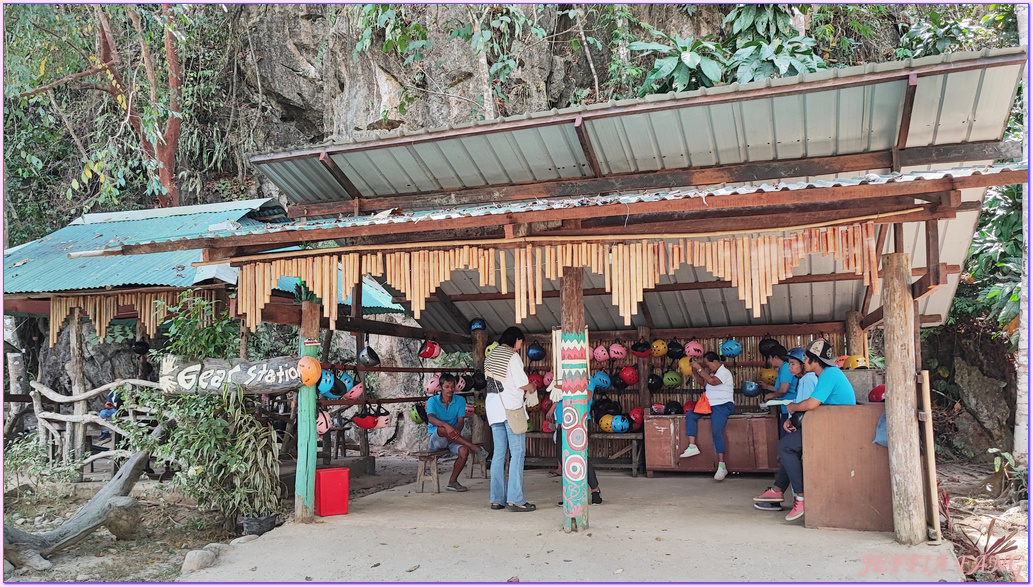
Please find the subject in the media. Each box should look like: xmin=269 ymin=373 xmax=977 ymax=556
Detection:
xmin=158 ymin=355 xmax=302 ymax=394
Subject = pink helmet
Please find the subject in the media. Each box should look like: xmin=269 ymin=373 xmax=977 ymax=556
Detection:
xmin=543 ymin=371 xmax=553 ymax=387
xmin=316 ymin=411 xmax=332 ymax=435
xmin=593 ymin=344 xmax=610 ymax=363
xmin=608 ymin=342 xmax=627 ymax=360
xmin=344 ymin=382 xmax=364 ymax=400
xmin=419 ymin=339 xmax=441 ymax=359
xmin=425 ymin=374 xmax=441 ymax=395
xmin=685 ymin=340 xmax=705 ymax=358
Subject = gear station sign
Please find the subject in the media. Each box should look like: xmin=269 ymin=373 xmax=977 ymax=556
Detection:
xmin=158 ymin=355 xmax=302 ymax=394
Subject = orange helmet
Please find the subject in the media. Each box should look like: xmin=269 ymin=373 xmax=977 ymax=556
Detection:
xmin=298 ymin=356 xmax=321 ymax=387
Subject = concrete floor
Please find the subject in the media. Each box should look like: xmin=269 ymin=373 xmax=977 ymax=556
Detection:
xmin=181 ymin=467 xmax=963 ymax=583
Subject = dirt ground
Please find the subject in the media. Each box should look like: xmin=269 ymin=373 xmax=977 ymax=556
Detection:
xmin=3 ymin=450 xmax=1027 ymax=583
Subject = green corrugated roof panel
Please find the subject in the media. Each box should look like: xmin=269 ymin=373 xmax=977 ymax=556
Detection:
xmin=274 ymin=274 xmax=404 ymax=315
xmin=4 ymin=200 xmax=282 ymax=294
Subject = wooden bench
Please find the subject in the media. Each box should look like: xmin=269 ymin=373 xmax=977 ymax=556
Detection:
xmin=525 ymin=431 xmax=644 ymax=477
xmin=466 ymin=443 xmax=487 ymax=479
xmin=413 ymin=450 xmax=451 ymax=493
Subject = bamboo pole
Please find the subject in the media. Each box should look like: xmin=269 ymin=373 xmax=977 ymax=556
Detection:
xmin=535 ymin=246 xmax=543 ymax=306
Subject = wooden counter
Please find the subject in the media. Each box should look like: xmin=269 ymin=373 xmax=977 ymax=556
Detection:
xmin=644 ymin=413 xmax=779 ymax=475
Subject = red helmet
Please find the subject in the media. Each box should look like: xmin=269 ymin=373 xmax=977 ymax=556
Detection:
xmin=628 ymin=407 xmax=645 ymax=431
xmin=419 ymin=339 xmax=441 ymax=359
xmin=540 ymin=396 xmax=554 ymax=415
xmin=608 ymin=342 xmax=627 ymax=360
xmin=593 ymin=344 xmax=610 ymax=363
xmin=683 ymin=399 xmax=697 ymax=413
xmin=868 ymin=384 xmax=886 ymax=403
xmin=685 ymin=340 xmax=705 ymax=358
xmin=541 ymin=419 xmax=554 ymax=433
xmin=528 ymin=373 xmax=546 ymax=391
xmin=630 ymin=339 xmax=652 ymax=358
xmin=650 ymin=403 xmax=665 ymax=415
xmin=619 ymin=366 xmax=639 ymax=386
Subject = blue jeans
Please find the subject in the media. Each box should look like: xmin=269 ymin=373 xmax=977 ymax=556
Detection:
xmin=777 ymin=427 xmax=804 ymax=494
xmin=490 ymin=421 xmax=527 ymax=505
xmin=684 ymin=402 xmax=735 ymax=454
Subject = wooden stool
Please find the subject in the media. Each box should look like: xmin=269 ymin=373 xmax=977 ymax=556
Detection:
xmin=467 ymin=443 xmax=487 ymax=479
xmin=414 ymin=450 xmax=451 ymax=493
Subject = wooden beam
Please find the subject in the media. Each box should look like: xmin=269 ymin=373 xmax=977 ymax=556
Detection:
xmin=861 ymin=301 xmax=945 ymax=329
xmin=573 ymin=115 xmax=602 ymax=177
xmin=319 ymin=151 xmax=361 ymax=200
xmin=925 ymin=219 xmax=941 ymax=289
xmin=587 ymin=321 xmax=846 ymax=341
xmin=861 ymin=224 xmax=889 ymax=315
xmin=251 ymin=54 xmax=1026 ymax=165
xmin=257 ymin=303 xmax=471 ymax=345
xmin=893 ymin=222 xmax=905 ymax=253
xmin=284 ymin=141 xmax=1022 ymax=217
xmin=892 ymin=73 xmax=920 ymax=171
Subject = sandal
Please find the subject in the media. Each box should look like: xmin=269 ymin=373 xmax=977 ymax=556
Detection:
xmin=490 ymin=503 xmax=506 ymax=510
xmin=507 ymin=502 xmax=537 ymax=512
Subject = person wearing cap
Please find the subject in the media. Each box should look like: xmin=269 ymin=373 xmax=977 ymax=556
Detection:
xmin=756 ymin=339 xmax=856 ymax=522
xmin=426 ymin=373 xmax=486 ymax=492
xmin=759 ymin=342 xmax=796 ymax=438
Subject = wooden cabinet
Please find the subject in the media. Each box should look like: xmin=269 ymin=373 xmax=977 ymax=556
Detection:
xmin=644 ymin=413 xmax=779 ymax=476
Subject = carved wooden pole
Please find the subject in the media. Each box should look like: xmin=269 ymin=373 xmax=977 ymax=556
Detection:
xmin=67 ymin=307 xmax=86 ymax=481
xmin=559 ymin=266 xmax=589 ymax=532
xmin=844 ymin=310 xmax=865 ymax=358
xmin=294 ymin=300 xmax=321 ymax=523
xmin=882 ymin=252 xmax=925 ymax=544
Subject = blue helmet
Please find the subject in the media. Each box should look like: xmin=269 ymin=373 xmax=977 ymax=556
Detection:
xmin=741 ymin=380 xmax=761 ymax=397
xmin=610 ymin=414 xmax=630 ymax=433
xmin=318 ymin=370 xmax=335 ymax=394
xmin=526 ymin=342 xmax=546 ymax=362
xmin=784 ymin=347 xmax=806 ymax=364
xmin=721 ymin=339 xmax=742 ymax=358
xmin=590 ymin=371 xmax=611 ymax=392
xmin=337 ymin=370 xmax=355 ymax=392
xmin=470 ymin=318 xmax=486 ymax=331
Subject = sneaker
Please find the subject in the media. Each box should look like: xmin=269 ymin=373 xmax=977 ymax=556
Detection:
xmin=591 ymin=492 xmax=603 ymax=505
xmin=446 ymin=482 xmax=468 ymax=492
xmin=785 ymin=498 xmax=805 ymax=521
xmin=754 ymin=502 xmax=783 ymax=512
xmin=714 ymin=464 xmax=728 ymax=481
xmin=753 ymin=487 xmax=785 ymax=503
xmin=679 ymin=445 xmax=700 ymax=459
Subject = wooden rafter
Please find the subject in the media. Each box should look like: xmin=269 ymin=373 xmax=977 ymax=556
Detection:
xmin=573 ymin=114 xmax=602 ymax=177
xmin=318 ymin=151 xmax=361 ymax=200
xmin=892 ymin=73 xmax=920 ymax=171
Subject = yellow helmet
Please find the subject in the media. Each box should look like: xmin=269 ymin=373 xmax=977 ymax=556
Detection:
xmin=651 ymin=339 xmax=668 ymax=358
xmin=845 ymin=355 xmax=869 ymax=369
xmin=678 ymin=356 xmax=695 ymax=377
xmin=759 ymin=368 xmax=779 ymax=387
xmin=599 ymin=414 xmax=615 ymax=433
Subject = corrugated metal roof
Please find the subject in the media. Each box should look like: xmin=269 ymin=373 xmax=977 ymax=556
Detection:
xmin=4 ymin=200 xmax=285 ymax=294
xmin=249 ymin=48 xmax=1025 ymax=206
xmin=274 ymin=275 xmax=405 ymax=315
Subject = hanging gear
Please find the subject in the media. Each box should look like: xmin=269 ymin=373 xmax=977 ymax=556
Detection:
xmin=647 ymin=372 xmax=663 ymax=392
xmin=598 ymin=414 xmax=615 ymax=433
xmin=685 ymin=339 xmax=705 ymax=358
xmin=619 ymin=366 xmax=639 ymax=386
xmin=358 ymin=344 xmax=381 ymax=367
xmin=527 ymin=341 xmax=547 ymax=362
xmin=425 ymin=373 xmax=442 ymax=395
xmin=611 ymin=369 xmax=629 ymax=390
xmin=472 ymin=370 xmax=487 ymax=391
xmin=721 ymin=339 xmax=742 ymax=358
xmin=344 ymin=381 xmax=364 ymax=400
xmin=678 ymin=356 xmax=695 ymax=377
xmin=528 ymin=372 xmax=546 ymax=391
xmin=663 ymin=370 xmax=683 ymax=388
xmin=608 ymin=342 xmax=627 ymax=360
xmin=593 ymin=344 xmax=611 ymax=363
xmin=868 ymin=384 xmax=886 ymax=403
xmin=741 ymin=381 xmax=761 ymax=397
xmin=628 ymin=407 xmax=645 ymax=431
xmin=630 ymin=339 xmax=652 ymax=358
xmin=419 ymin=339 xmax=442 ymax=359
xmin=651 ymin=339 xmax=668 ymax=358
xmin=298 ymin=356 xmax=322 ymax=387
xmin=410 ymin=403 xmax=428 ymax=424
xmin=469 ymin=318 xmax=486 ymax=331
xmin=317 ymin=410 xmax=332 ymax=435
xmin=590 ymin=370 xmax=612 ymax=391
xmin=131 ymin=340 xmax=150 ymax=356
xmin=666 ymin=340 xmax=685 ymax=361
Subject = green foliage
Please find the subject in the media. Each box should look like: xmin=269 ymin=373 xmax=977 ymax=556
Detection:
xmin=727 ymin=36 xmax=824 ymax=84
xmin=154 ymin=289 xmax=240 ymax=361
xmin=896 ymin=9 xmax=980 ymax=58
xmin=722 ymin=4 xmax=810 ymax=49
xmin=354 ymin=4 xmax=433 ymax=67
xmin=115 ymin=383 xmax=281 ymax=522
xmin=449 ymin=5 xmax=546 ymax=105
xmin=3 ymin=434 xmax=84 ymax=493
xmin=628 ymin=30 xmax=725 ymax=96
xmin=810 ymin=4 xmax=894 ymax=65
xmin=601 ymin=5 xmax=646 ymax=100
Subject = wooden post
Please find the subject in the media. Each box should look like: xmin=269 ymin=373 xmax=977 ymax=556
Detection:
xmin=559 ymin=266 xmax=589 ymax=532
xmin=637 ymin=326 xmax=650 ymax=409
xmin=881 ymin=253 xmax=925 ymax=544
xmin=472 ymin=325 xmax=489 ymax=447
xmin=239 ymin=321 xmax=250 ymax=361
xmin=920 ymin=370 xmax=941 ymax=542
xmin=295 ymin=300 xmax=321 ymax=523
xmin=67 ymin=307 xmax=86 ymax=481
xmin=844 ymin=311 xmax=865 ymax=357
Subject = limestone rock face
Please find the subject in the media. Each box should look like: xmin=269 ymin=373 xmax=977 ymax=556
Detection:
xmin=954 ymin=358 xmax=1013 ymax=456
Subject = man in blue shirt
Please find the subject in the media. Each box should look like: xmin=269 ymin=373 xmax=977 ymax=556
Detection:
xmin=760 ymin=342 xmax=797 ymax=438
xmin=776 ymin=339 xmax=857 ymax=522
xmin=427 ymin=374 xmax=485 ymax=492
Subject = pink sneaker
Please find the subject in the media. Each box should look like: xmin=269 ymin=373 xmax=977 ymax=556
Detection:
xmin=785 ymin=498 xmax=805 ymax=521
xmin=753 ymin=487 xmax=784 ymax=503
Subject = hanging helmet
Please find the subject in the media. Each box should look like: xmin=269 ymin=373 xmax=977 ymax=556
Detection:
xmin=358 ymin=345 xmax=381 ymax=367
xmin=598 ymin=414 xmax=615 ymax=433
xmin=741 ymin=381 xmax=761 ymax=397
xmin=628 ymin=407 xmax=645 ymax=431
xmin=470 ymin=318 xmax=486 ymax=331
xmin=425 ymin=374 xmax=441 ymax=395
xmin=758 ymin=335 xmax=782 ymax=358
xmin=298 ymin=356 xmax=322 ymax=387
xmin=678 ymin=356 xmax=695 ymax=377
xmin=868 ymin=384 xmax=886 ymax=403
xmin=472 ymin=370 xmax=487 ymax=390
xmin=608 ymin=342 xmax=627 ymax=360
xmin=465 ymin=403 xmax=475 ymax=418
xmin=663 ymin=370 xmax=683 ymax=388
xmin=419 ymin=339 xmax=441 ymax=359
xmin=611 ymin=369 xmax=629 ymax=390
xmin=540 ymin=396 xmax=554 ymax=415
xmin=591 ymin=371 xmax=612 ymax=391
xmin=666 ymin=340 xmax=685 ymax=361
xmin=721 ymin=339 xmax=742 ymax=358
xmin=543 ymin=371 xmax=553 ymax=387
xmin=846 ymin=355 xmax=869 ymax=370
xmin=455 ymin=374 xmax=467 ymax=392
xmin=593 ymin=344 xmax=610 ymax=363
xmin=526 ymin=419 xmax=535 ymax=432
xmin=485 ymin=341 xmax=499 ymax=356
xmin=630 ymin=339 xmax=652 ymax=358
xmin=685 ymin=339 xmax=705 ymax=358
xmin=759 ymin=368 xmax=779 ymax=387
xmin=527 ymin=342 xmax=546 ymax=362
xmin=318 ymin=370 xmax=335 ymax=395
xmin=528 ymin=372 xmax=546 ymax=391
xmin=683 ymin=399 xmax=697 ymax=413
xmin=131 ymin=340 xmax=150 ymax=355
xmin=344 ymin=382 xmax=364 ymax=400
xmin=835 ymin=355 xmax=850 ymax=368
xmin=410 ymin=403 xmax=428 ymax=424
xmin=336 ymin=370 xmax=355 ymax=393
xmin=619 ymin=366 xmax=639 ymax=386
xmin=647 ymin=372 xmax=663 ymax=392
xmin=353 ymin=404 xmax=377 ymax=429
xmin=663 ymin=400 xmax=683 ymax=415
xmin=541 ymin=419 xmax=554 ymax=433
xmin=651 ymin=339 xmax=668 ymax=357
xmin=317 ymin=410 xmax=332 ymax=435
xmin=784 ymin=347 xmax=806 ymax=364
xmin=611 ymin=414 xmax=631 ymax=433
xmin=473 ymin=398 xmax=487 ymax=416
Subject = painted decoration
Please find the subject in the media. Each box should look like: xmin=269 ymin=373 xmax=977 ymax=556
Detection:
xmin=559 ymin=328 xmax=590 ymax=529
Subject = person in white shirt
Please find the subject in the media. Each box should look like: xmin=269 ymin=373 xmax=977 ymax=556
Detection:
xmin=680 ymin=351 xmax=735 ymax=481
